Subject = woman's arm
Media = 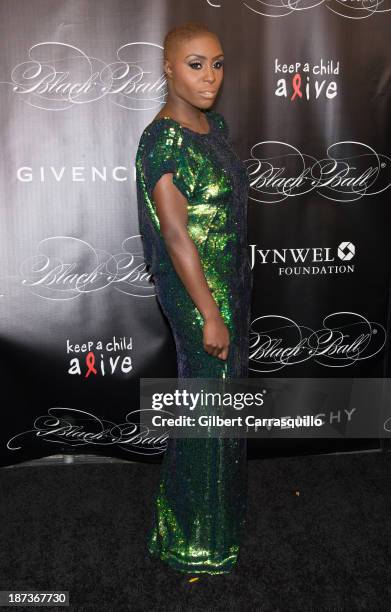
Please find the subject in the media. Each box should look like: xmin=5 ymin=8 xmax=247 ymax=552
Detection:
xmin=152 ymin=174 xmax=230 ymax=360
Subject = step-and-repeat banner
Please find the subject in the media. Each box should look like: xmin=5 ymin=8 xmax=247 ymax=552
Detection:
xmin=1 ymin=1 xmax=390 ymax=466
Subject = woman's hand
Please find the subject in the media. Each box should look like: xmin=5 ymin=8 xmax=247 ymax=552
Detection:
xmin=203 ymin=314 xmax=230 ymax=360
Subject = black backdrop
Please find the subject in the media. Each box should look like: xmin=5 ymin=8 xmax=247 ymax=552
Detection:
xmin=1 ymin=0 xmax=390 ymax=467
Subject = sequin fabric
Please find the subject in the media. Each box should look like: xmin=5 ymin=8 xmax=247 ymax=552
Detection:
xmin=135 ymin=110 xmax=253 ymax=574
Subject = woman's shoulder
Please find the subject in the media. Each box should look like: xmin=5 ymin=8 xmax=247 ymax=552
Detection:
xmin=137 ymin=117 xmax=188 ymax=162
xmin=140 ymin=116 xmax=186 ymax=143
xmin=139 ymin=109 xmax=229 ymax=142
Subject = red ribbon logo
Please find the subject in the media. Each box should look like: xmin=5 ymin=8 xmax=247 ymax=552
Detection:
xmin=85 ymin=351 xmax=97 ymax=378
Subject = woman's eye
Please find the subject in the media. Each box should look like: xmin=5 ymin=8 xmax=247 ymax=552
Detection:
xmin=188 ymin=61 xmax=224 ymax=70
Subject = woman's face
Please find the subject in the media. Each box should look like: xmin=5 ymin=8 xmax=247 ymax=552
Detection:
xmin=164 ymin=34 xmax=224 ymax=109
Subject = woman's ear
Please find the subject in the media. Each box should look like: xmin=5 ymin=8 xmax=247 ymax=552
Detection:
xmin=164 ymin=59 xmax=173 ymax=79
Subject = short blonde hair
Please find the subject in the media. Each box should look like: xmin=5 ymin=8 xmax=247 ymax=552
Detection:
xmin=164 ymin=22 xmax=218 ymax=61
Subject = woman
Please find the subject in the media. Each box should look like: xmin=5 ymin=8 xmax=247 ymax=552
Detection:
xmin=135 ymin=22 xmax=253 ymax=575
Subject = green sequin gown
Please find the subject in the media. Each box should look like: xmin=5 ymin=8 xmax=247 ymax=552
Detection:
xmin=136 ymin=110 xmax=252 ymax=574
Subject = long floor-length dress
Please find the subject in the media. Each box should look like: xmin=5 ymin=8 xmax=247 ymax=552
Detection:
xmin=135 ymin=109 xmax=253 ymax=574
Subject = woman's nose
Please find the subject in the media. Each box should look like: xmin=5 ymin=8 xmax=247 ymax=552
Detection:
xmin=203 ymin=66 xmax=215 ymax=82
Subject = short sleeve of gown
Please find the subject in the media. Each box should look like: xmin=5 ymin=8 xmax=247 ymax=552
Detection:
xmin=141 ymin=121 xmax=198 ymax=203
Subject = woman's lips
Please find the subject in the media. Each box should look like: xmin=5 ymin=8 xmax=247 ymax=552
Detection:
xmin=199 ymin=91 xmax=216 ymax=98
